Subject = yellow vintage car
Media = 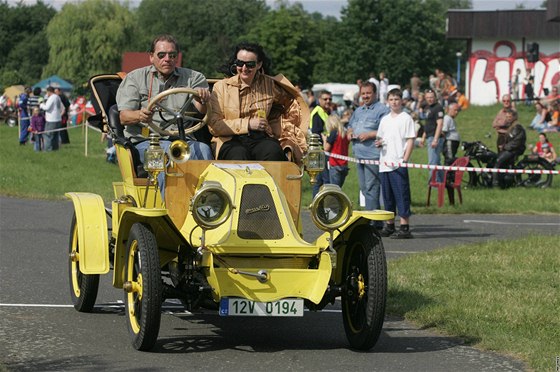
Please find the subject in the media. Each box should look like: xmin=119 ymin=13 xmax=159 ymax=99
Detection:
xmin=66 ymin=74 xmax=393 ymax=351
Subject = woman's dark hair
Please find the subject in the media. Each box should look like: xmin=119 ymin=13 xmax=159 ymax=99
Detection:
xmin=218 ymin=41 xmax=272 ymax=77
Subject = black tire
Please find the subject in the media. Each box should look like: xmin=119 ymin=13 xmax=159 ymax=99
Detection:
xmin=515 ymin=158 xmax=554 ymax=188
xmin=68 ymin=213 xmax=100 ymax=312
xmin=341 ymin=225 xmax=387 ymax=350
xmin=124 ymin=223 xmax=162 ymax=351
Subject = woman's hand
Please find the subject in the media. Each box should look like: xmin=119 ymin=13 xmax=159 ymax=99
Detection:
xmin=249 ymin=117 xmax=268 ymax=131
xmin=194 ymin=88 xmax=211 ymax=104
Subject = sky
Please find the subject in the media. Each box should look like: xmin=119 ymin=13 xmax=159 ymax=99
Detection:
xmin=6 ymin=0 xmax=548 ymax=18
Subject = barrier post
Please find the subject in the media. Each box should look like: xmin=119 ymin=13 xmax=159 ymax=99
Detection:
xmin=82 ymin=109 xmax=88 ymax=157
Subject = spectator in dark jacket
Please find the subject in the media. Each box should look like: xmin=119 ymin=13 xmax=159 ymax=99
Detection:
xmin=493 ymin=109 xmax=526 ymax=186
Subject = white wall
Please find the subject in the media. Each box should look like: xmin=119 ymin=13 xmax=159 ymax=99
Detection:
xmin=468 ymin=39 xmax=560 ymax=105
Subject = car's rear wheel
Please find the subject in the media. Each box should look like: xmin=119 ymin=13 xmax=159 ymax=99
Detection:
xmin=342 ymin=225 xmax=387 ymax=350
xmin=68 ymin=213 xmax=99 ymax=312
xmin=124 ymin=223 xmax=162 ymax=351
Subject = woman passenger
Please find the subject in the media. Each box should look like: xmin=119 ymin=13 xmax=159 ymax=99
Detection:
xmin=209 ymin=42 xmax=307 ymax=163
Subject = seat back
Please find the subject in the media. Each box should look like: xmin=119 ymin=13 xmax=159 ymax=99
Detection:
xmin=88 ymin=74 xmax=123 ymax=133
xmin=89 ymin=74 xmax=148 ymax=180
xmin=108 ymin=104 xmax=125 ymax=138
xmin=447 ymin=156 xmax=470 ymax=187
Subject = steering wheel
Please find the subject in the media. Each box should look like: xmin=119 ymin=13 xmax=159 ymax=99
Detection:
xmin=146 ymin=87 xmax=211 ymax=137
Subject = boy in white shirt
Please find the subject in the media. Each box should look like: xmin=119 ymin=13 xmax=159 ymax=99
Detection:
xmin=375 ymin=88 xmax=416 ymax=239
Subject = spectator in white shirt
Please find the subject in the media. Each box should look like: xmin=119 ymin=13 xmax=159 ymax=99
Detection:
xmin=40 ymin=86 xmax=63 ymax=151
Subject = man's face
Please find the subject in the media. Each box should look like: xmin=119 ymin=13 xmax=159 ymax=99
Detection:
xmin=505 ymin=112 xmax=513 ymax=123
xmin=319 ymin=94 xmax=332 ymax=110
xmin=387 ymin=94 xmax=402 ymax=111
xmin=502 ymin=95 xmax=511 ymax=108
xmin=448 ymin=104 xmax=459 ymax=117
xmin=149 ymin=40 xmax=178 ymax=78
xmin=360 ymin=85 xmax=375 ymax=106
xmin=425 ymin=91 xmax=436 ymax=105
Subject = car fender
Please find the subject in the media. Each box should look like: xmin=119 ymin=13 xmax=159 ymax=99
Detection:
xmin=65 ymin=192 xmax=110 ymax=275
xmin=313 ymin=210 xmax=393 ymax=284
xmin=112 ymin=208 xmax=187 ymax=288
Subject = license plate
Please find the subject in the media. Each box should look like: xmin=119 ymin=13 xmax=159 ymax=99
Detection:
xmin=219 ymin=298 xmax=304 ymax=317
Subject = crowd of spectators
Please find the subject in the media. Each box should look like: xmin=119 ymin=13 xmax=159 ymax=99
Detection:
xmin=10 ymin=86 xmax=89 ymax=151
xmin=528 ymin=86 xmax=559 ymax=133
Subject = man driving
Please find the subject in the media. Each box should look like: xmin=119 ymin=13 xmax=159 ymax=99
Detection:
xmin=116 ymin=34 xmax=213 ymax=162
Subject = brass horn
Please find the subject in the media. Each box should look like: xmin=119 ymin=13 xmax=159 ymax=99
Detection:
xmin=168 ymin=140 xmax=190 ymax=164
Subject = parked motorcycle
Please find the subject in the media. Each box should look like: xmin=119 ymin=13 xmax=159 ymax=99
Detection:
xmin=461 ymin=141 xmax=554 ymax=188
xmin=0 ymin=105 xmax=17 ymax=127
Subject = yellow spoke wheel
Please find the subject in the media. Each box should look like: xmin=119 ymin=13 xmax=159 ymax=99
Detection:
xmin=124 ymin=223 xmax=162 ymax=351
xmin=68 ymin=213 xmax=99 ymax=312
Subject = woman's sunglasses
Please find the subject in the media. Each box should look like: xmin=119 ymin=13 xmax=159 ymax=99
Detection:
xmin=235 ymin=59 xmax=257 ymax=69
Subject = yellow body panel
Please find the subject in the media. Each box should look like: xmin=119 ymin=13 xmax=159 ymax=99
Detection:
xmin=182 ymin=164 xmax=317 ymax=255
xmin=205 ymin=251 xmax=332 ymax=304
xmin=65 ymin=192 xmax=110 ymax=274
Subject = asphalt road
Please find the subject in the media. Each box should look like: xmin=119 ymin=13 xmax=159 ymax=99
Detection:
xmin=1 ymin=196 xmax=558 ymax=371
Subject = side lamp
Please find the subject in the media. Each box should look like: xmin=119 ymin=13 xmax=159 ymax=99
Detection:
xmin=142 ymin=134 xmax=165 ymax=207
xmin=303 ymin=133 xmax=326 ymax=184
xmin=144 ymin=134 xmax=165 ymax=176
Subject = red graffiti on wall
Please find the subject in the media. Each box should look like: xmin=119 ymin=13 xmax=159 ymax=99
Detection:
xmin=469 ymin=40 xmax=560 ymax=100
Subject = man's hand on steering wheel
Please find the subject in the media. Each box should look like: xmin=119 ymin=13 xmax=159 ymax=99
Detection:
xmin=138 ymin=107 xmax=154 ymax=124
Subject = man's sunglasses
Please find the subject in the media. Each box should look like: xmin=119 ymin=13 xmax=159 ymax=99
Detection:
xmin=234 ymin=59 xmax=257 ymax=69
xmin=156 ymin=51 xmax=178 ymax=59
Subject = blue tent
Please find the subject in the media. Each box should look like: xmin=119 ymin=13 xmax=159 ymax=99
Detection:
xmin=32 ymin=75 xmax=73 ymax=93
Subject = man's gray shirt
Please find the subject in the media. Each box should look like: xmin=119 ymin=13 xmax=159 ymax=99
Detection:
xmin=116 ymin=65 xmax=208 ymax=142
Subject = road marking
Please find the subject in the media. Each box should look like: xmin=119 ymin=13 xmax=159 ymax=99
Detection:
xmin=0 ymin=303 xmax=343 ymax=313
xmin=0 ymin=303 xmax=74 ymax=308
xmin=0 ymin=302 xmax=183 ymax=310
xmin=463 ymin=219 xmax=560 ymax=226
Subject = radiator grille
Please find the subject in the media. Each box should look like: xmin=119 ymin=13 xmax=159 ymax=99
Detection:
xmin=237 ymin=184 xmax=283 ymax=239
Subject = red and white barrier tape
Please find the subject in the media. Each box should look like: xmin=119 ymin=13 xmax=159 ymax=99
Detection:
xmin=324 ymin=152 xmax=559 ymax=175
xmin=34 ymin=123 xmax=85 ymax=134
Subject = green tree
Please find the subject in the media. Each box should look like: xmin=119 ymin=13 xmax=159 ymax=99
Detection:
xmin=320 ymin=0 xmax=384 ymax=83
xmin=134 ymin=0 xmax=267 ymax=77
xmin=321 ymin=0 xmax=471 ymax=86
xmin=44 ymin=0 xmax=135 ymax=85
xmin=243 ymin=2 xmax=328 ymax=87
xmin=0 ymin=1 xmax=56 ymax=87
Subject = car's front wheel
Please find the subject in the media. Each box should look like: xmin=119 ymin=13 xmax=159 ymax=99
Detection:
xmin=341 ymin=225 xmax=387 ymax=350
xmin=124 ymin=223 xmax=162 ymax=351
xmin=68 ymin=213 xmax=99 ymax=312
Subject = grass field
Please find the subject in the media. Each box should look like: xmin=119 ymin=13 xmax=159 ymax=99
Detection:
xmin=1 ymin=103 xmax=558 ymax=213
xmin=0 ymin=105 xmax=558 ymax=371
xmin=387 ymin=235 xmax=560 ymax=372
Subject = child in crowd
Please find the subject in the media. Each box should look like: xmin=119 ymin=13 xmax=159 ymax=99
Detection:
xmin=532 ymin=133 xmax=557 ymax=162
xmin=324 ymin=114 xmax=350 ymax=187
xmin=375 ymin=88 xmax=416 ymax=239
xmin=30 ymin=107 xmax=45 ymax=152
xmin=541 ymin=143 xmax=556 ymax=163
